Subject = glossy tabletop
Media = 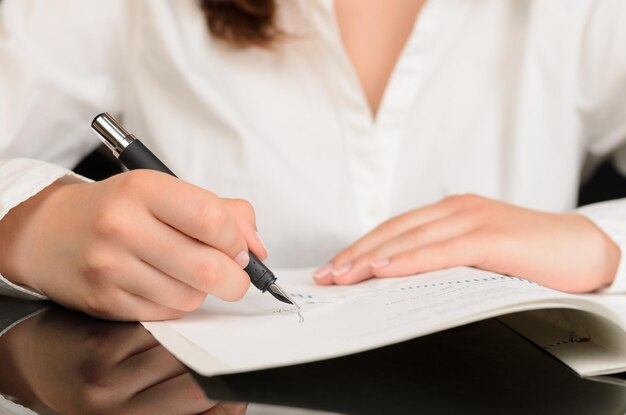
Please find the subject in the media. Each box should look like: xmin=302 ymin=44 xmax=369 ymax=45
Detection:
xmin=1 ymin=296 xmax=625 ymax=415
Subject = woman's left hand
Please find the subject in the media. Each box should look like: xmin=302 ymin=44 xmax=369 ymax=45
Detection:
xmin=314 ymin=195 xmax=620 ymax=293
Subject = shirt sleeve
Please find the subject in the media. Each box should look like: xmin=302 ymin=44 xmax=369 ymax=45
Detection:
xmin=576 ymin=0 xmax=626 ymax=293
xmin=0 ymin=395 xmax=39 ymax=415
xmin=577 ymin=200 xmax=626 ymax=293
xmin=0 ymin=0 xmax=128 ymax=299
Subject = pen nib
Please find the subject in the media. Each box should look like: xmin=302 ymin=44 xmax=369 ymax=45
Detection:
xmin=268 ymin=283 xmax=301 ymax=310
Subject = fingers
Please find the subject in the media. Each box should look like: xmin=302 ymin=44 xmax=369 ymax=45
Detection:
xmin=204 ymin=403 xmax=248 ymax=415
xmin=99 ymin=172 xmax=255 ymax=308
xmin=313 ymin=195 xmax=498 ymax=286
xmin=332 ymin=201 xmax=458 ymax=264
xmin=81 ymin=289 xmax=187 ymax=321
xmin=126 ymin=215 xmax=250 ymax=303
xmin=115 ymin=257 xmax=209 ymax=312
xmin=133 ymin=171 xmax=250 ymax=265
xmin=314 ymin=196 xmax=471 ymax=285
xmin=324 ymin=213 xmax=478 ymax=285
xmin=372 ymin=232 xmax=488 ymax=278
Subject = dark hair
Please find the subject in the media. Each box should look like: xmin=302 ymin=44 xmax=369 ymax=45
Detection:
xmin=199 ymin=0 xmax=280 ymax=47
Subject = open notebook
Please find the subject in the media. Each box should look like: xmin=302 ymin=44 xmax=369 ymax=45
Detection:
xmin=143 ymin=267 xmax=626 ymax=381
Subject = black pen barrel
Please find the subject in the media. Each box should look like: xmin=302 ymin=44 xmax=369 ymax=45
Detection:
xmin=119 ymin=140 xmax=176 ymax=177
xmin=244 ymin=253 xmax=277 ymax=292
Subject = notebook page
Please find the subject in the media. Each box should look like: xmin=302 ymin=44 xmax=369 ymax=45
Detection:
xmin=143 ymin=267 xmax=623 ymax=376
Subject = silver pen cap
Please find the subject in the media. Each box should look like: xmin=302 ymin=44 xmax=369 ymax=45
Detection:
xmin=91 ymin=113 xmax=136 ymax=157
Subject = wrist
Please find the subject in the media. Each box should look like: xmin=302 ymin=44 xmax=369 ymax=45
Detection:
xmin=0 ymin=182 xmax=67 ymax=292
xmin=571 ymin=213 xmax=621 ymax=289
xmin=600 ymin=234 xmax=621 ymax=287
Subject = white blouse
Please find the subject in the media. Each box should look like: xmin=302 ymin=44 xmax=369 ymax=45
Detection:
xmin=1 ymin=0 xmax=626 ymax=299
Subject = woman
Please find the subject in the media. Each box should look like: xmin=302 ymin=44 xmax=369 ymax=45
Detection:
xmin=0 ymin=0 xmax=624 ymax=321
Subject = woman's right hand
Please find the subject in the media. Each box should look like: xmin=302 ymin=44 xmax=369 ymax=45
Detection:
xmin=0 ymin=170 xmax=267 ymax=321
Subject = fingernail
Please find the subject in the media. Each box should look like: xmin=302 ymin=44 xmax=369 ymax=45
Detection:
xmin=332 ymin=262 xmax=352 ymax=277
xmin=371 ymin=259 xmax=390 ymax=269
xmin=254 ymin=231 xmax=268 ymax=252
xmin=313 ymin=263 xmax=333 ymax=280
xmin=234 ymin=250 xmax=250 ymax=268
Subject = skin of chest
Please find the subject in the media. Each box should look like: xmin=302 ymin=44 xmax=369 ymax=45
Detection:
xmin=334 ymin=0 xmax=427 ymax=117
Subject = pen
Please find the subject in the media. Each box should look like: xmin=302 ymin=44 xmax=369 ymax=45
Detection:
xmin=91 ymin=112 xmax=300 ymax=309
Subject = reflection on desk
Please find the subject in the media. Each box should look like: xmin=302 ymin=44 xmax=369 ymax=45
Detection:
xmin=0 ymin=299 xmax=247 ymax=415
xmin=0 ymin=296 xmax=625 ymax=415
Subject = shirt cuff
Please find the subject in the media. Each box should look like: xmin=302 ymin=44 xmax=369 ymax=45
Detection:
xmin=0 ymin=277 xmax=47 ymax=301
xmin=577 ymin=199 xmax=626 ymax=294
xmin=0 ymin=158 xmax=90 ymax=300
xmin=0 ymin=394 xmax=40 ymax=415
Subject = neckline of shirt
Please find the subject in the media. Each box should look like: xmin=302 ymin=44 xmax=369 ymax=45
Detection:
xmin=312 ymin=0 xmax=471 ymax=131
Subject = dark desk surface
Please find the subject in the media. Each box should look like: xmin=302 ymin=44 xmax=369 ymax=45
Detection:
xmin=0 ymin=297 xmax=625 ymax=415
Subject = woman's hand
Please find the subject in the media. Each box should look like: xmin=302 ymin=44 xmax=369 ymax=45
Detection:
xmin=0 ymin=170 xmax=267 ymax=321
xmin=314 ymin=195 xmax=620 ymax=293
